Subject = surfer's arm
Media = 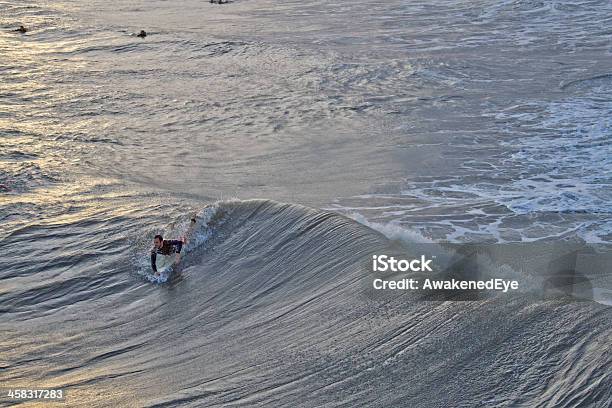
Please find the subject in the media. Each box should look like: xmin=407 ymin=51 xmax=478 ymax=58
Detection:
xmin=150 ymin=250 xmax=158 ymax=273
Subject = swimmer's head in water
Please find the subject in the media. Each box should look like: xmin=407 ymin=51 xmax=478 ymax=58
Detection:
xmin=153 ymin=234 xmax=163 ymax=249
xmin=137 ymin=30 xmax=147 ymax=38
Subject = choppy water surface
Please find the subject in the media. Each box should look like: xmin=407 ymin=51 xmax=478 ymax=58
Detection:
xmin=1 ymin=1 xmax=611 ymax=407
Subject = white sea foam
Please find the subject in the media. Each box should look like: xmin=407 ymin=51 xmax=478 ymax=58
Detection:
xmin=345 ymin=211 xmax=431 ymax=244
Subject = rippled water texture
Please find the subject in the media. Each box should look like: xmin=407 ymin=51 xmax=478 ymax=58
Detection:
xmin=2 ymin=0 xmax=611 ymax=242
xmin=1 ymin=1 xmax=611 ymax=407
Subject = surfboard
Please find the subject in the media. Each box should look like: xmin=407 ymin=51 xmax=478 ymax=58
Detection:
xmin=155 ymin=253 xmax=175 ymax=274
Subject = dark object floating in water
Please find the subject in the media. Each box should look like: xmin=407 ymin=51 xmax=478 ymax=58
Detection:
xmin=15 ymin=25 xmax=27 ymax=33
xmin=210 ymin=0 xmax=228 ymax=4
xmin=137 ymin=30 xmax=147 ymax=38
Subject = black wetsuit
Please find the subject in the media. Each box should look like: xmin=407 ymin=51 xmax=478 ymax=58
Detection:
xmin=151 ymin=240 xmax=183 ymax=272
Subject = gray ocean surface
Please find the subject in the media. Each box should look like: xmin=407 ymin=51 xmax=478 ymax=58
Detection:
xmin=1 ymin=1 xmax=611 ymax=407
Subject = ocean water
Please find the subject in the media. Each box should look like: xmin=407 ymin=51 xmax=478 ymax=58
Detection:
xmin=1 ymin=0 xmax=611 ymax=407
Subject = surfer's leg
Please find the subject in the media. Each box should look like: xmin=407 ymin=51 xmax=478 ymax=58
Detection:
xmin=184 ymin=216 xmax=197 ymax=245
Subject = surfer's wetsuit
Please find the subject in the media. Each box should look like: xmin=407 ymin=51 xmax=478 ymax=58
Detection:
xmin=151 ymin=240 xmax=183 ymax=273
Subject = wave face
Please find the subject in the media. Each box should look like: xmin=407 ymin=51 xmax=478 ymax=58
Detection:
xmin=2 ymin=200 xmax=610 ymax=407
xmin=1 ymin=0 xmax=611 ymax=406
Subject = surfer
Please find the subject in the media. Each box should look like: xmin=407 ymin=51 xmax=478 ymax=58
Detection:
xmin=136 ymin=30 xmax=147 ymax=38
xmin=15 ymin=25 xmax=27 ymax=33
xmin=151 ymin=234 xmax=183 ymax=276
